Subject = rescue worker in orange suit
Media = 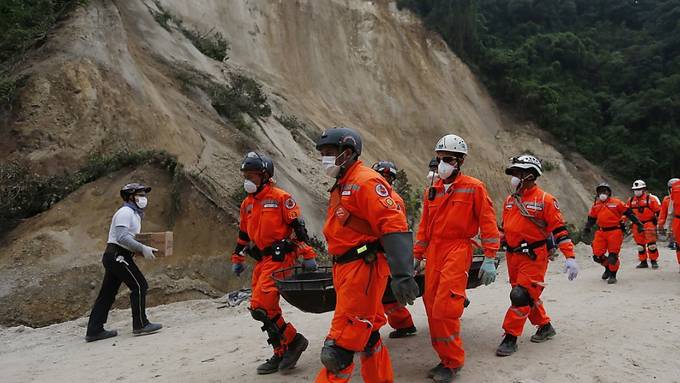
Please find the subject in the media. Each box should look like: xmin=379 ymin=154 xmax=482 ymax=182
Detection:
xmin=495 ymin=155 xmax=579 ymax=357
xmin=627 ymin=180 xmax=662 ymax=269
xmin=371 ymin=160 xmax=417 ymax=339
xmin=414 ymin=158 xmax=440 ymax=273
xmin=582 ymin=182 xmax=643 ymax=284
xmin=414 ymin=134 xmax=500 ymax=383
xmin=314 ymin=127 xmax=419 ymax=383
xmin=230 ymin=152 xmax=317 ymax=375
xmin=659 ymin=178 xmax=680 ymax=270
xmin=658 ymin=179 xmax=678 ymax=250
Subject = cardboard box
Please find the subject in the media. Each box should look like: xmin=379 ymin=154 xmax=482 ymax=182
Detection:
xmin=135 ymin=231 xmax=173 ymax=257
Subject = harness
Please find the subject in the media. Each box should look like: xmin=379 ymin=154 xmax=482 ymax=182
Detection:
xmin=246 ymin=239 xmax=296 ymax=262
xmin=505 ymin=192 xmax=551 ymax=260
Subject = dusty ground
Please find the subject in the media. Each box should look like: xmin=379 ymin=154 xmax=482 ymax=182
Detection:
xmin=3 ymin=242 xmax=679 ymax=383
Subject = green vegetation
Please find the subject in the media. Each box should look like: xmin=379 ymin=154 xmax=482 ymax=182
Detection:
xmin=276 ymin=113 xmax=309 ymax=142
xmin=149 ymin=1 xmax=230 ymax=62
xmin=0 ymin=0 xmax=86 ymax=112
xmin=209 ymin=73 xmax=272 ymax=133
xmin=394 ymin=169 xmax=422 ymax=229
xmin=397 ymin=0 xmax=680 ymax=191
xmin=0 ymin=150 xmax=183 ymax=236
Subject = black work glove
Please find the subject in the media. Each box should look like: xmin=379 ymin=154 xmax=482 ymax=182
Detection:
xmin=382 ymin=232 xmax=419 ymax=306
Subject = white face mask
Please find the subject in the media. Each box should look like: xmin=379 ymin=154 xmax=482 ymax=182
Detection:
xmin=244 ymin=179 xmax=258 ymax=194
xmin=437 ymin=161 xmax=457 ymax=181
xmin=427 ymin=171 xmax=440 ymax=184
xmin=321 ymin=156 xmax=341 ymax=178
xmin=634 ymin=190 xmax=643 ymax=197
xmin=135 ymin=196 xmax=148 ymax=209
xmin=599 ymin=194 xmax=609 ymax=202
xmin=511 ymin=176 xmax=522 ymax=190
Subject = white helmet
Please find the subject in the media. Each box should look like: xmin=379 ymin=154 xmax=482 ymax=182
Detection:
xmin=434 ymin=134 xmax=468 ymax=155
xmin=631 ymin=180 xmax=646 ymax=190
xmin=505 ymin=154 xmax=542 ymax=177
xmin=668 ymin=178 xmax=679 ymax=188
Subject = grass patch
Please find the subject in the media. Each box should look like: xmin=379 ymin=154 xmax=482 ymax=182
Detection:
xmin=149 ymin=0 xmax=229 ymax=62
xmin=0 ymin=150 xmax=183 ymax=236
xmin=275 ymin=113 xmax=310 ymax=142
xmin=209 ymin=72 xmax=271 ymax=134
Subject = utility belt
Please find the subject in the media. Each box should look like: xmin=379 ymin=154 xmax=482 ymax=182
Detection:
xmin=506 ymin=239 xmax=546 ymax=261
xmin=640 ymin=218 xmax=657 ymax=225
xmin=675 ymin=215 xmax=680 ymax=220
xmin=332 ymin=241 xmax=383 ymax=265
xmin=248 ymin=239 xmax=296 ymax=262
xmin=599 ymin=225 xmax=621 ymax=232
xmin=105 ymin=243 xmax=133 ymax=257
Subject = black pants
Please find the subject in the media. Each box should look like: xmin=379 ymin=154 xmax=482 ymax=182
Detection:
xmin=87 ymin=244 xmax=149 ymax=335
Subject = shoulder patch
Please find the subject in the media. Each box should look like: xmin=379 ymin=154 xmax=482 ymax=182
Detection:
xmin=284 ymin=197 xmax=296 ymax=209
xmin=375 ymin=183 xmax=389 ymax=197
xmin=380 ymin=197 xmax=398 ymax=209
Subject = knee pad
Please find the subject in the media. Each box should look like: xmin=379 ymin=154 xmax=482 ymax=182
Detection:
xmin=607 ymin=253 xmax=619 ymax=265
xmin=509 ymin=286 xmax=532 ymax=307
xmin=592 ymin=255 xmax=603 ymax=264
xmin=637 ymin=245 xmax=646 ymax=253
xmin=648 ymin=243 xmax=657 ymax=251
xmin=320 ymin=340 xmax=354 ymax=373
xmin=250 ymin=308 xmax=268 ymax=322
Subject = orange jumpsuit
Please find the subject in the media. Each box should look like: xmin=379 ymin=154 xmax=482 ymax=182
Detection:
xmin=382 ymin=191 xmax=415 ymax=332
xmin=415 ymin=174 xmax=500 ymax=370
xmin=231 ymin=183 xmax=314 ymax=357
xmin=501 ymin=186 xmax=574 ymax=336
xmin=588 ymin=197 xmax=628 ymax=272
xmin=315 ymin=161 xmax=408 ymax=383
xmin=658 ymin=195 xmax=678 ymax=263
xmin=669 ymin=184 xmax=680 ymax=263
xmin=627 ymin=193 xmax=661 ymax=261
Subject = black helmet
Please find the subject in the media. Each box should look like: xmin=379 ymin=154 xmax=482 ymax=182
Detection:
xmin=596 ymin=182 xmax=612 ymax=194
xmin=372 ymin=160 xmax=398 ymax=182
xmin=120 ymin=183 xmax=151 ymax=201
xmin=428 ymin=157 xmax=438 ymax=170
xmin=241 ymin=151 xmax=274 ymax=179
xmin=315 ymin=127 xmax=363 ymax=156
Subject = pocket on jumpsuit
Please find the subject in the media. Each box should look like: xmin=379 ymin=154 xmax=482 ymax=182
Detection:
xmin=337 ymin=316 xmax=374 ymax=351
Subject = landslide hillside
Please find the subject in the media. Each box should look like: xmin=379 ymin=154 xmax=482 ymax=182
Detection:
xmin=0 ymin=0 xmax=622 ymax=327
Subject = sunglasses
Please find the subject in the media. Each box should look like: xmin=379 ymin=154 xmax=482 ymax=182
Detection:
xmin=437 ymin=155 xmax=463 ymax=164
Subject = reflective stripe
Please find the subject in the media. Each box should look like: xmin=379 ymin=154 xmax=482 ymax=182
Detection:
xmin=453 ymin=188 xmax=474 ymax=194
xmin=480 ymin=237 xmax=499 ymax=243
xmin=556 ymin=238 xmax=573 ymax=245
xmin=509 ymin=307 xmax=529 ymax=318
xmin=415 ymin=240 xmax=429 ymax=247
xmin=431 ymin=333 xmax=459 ymax=343
xmin=334 ymin=372 xmax=351 ymax=379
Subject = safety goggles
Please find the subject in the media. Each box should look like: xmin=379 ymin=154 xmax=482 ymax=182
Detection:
xmin=436 ymin=155 xmax=464 ymax=164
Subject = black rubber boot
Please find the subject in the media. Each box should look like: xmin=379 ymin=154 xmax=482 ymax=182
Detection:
xmin=432 ymin=366 xmax=459 ymax=383
xmin=636 ymin=260 xmax=649 ymax=269
xmin=279 ymin=333 xmax=309 ymax=372
xmin=607 ymin=271 xmax=618 ymax=284
xmin=133 ymin=322 xmax=162 ymax=336
xmin=651 ymin=260 xmax=659 ymax=269
xmin=530 ymin=323 xmax=556 ymax=343
xmin=496 ymin=334 xmax=518 ymax=356
xmin=257 ymin=354 xmax=283 ymax=375
xmin=427 ymin=363 xmax=445 ymax=378
xmin=85 ymin=329 xmax=117 ymax=343
xmin=389 ymin=325 xmax=417 ymax=339
xmin=601 ymin=269 xmax=611 ymax=280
